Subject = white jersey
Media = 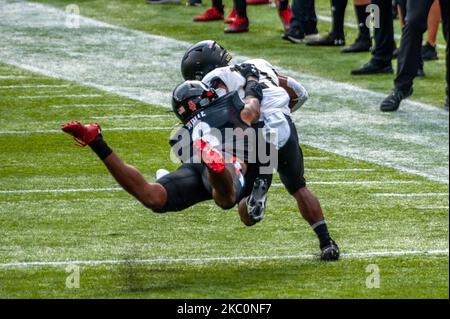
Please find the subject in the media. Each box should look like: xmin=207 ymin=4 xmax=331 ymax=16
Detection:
xmin=202 ymin=59 xmax=293 ymax=148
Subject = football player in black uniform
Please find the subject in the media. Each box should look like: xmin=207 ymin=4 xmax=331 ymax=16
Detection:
xmin=61 ymin=76 xmax=263 ymax=214
xmin=179 ymin=40 xmax=340 ymax=261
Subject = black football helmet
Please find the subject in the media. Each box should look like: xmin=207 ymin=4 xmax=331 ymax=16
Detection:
xmin=172 ymin=80 xmax=218 ymax=123
xmin=181 ymin=40 xmax=232 ymax=81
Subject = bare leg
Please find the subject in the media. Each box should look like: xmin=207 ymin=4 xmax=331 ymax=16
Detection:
xmin=427 ymin=0 xmax=441 ymax=46
xmin=293 ymin=187 xmax=324 ymax=225
xmin=207 ymin=162 xmax=247 ymax=209
xmin=102 ymin=153 xmax=167 ymax=210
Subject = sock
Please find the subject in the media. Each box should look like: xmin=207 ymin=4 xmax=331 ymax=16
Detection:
xmin=212 ymin=0 xmax=224 ymax=14
xmin=234 ymin=0 xmax=247 ymax=19
xmin=331 ymin=0 xmax=348 ymax=37
xmin=354 ymin=4 xmax=370 ymax=39
xmin=279 ymin=0 xmax=289 ymax=11
xmin=89 ymin=136 xmax=113 ymax=161
xmin=312 ymin=220 xmax=332 ymax=249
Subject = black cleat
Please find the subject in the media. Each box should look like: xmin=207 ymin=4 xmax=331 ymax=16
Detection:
xmin=306 ymin=32 xmax=345 ymax=46
xmin=341 ymin=36 xmax=371 ymax=53
xmin=351 ymin=60 xmax=393 ymax=75
xmin=421 ymin=42 xmax=438 ymax=61
xmin=282 ymin=27 xmax=305 ymax=44
xmin=246 ymin=177 xmax=269 ymax=224
xmin=320 ymin=240 xmax=340 ymax=261
xmin=380 ymin=88 xmax=413 ymax=112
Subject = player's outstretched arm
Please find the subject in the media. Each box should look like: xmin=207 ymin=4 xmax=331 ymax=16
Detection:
xmin=61 ymin=121 xmax=167 ymax=211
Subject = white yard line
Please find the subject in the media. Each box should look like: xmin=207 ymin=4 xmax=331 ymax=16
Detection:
xmin=0 ymin=75 xmax=32 ymax=79
xmin=0 ymin=249 xmax=447 ymax=268
xmin=308 ymin=168 xmax=376 ymax=172
xmin=0 ymin=127 xmax=174 ymax=135
xmin=17 ymin=94 xmax=102 ymax=99
xmin=0 ymin=181 xmax=420 ymax=194
xmin=303 ymin=157 xmax=330 ymax=161
xmin=0 ymin=84 xmax=70 ymax=88
xmin=50 ymin=103 xmax=134 ymax=108
xmin=0 ymin=0 xmax=447 ymax=183
xmin=272 ymin=180 xmax=419 ymax=187
xmin=92 ymin=114 xmax=173 ymax=119
xmin=317 ymin=15 xmax=446 ymax=50
xmin=371 ymin=193 xmax=449 ymax=197
xmin=415 ymin=206 xmax=449 ymax=210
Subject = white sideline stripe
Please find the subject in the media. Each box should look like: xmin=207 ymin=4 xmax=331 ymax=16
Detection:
xmin=0 ymin=249 xmax=447 ymax=268
xmin=0 ymin=84 xmax=70 ymax=89
xmin=0 ymin=127 xmax=173 ymax=135
xmin=50 ymin=103 xmax=134 ymax=108
xmin=317 ymin=15 xmax=446 ymax=50
xmin=415 ymin=206 xmax=449 ymax=210
xmin=272 ymin=180 xmax=419 ymax=187
xmin=308 ymin=168 xmax=375 ymax=172
xmin=371 ymin=193 xmax=449 ymax=197
xmin=92 ymin=114 xmax=173 ymax=119
xmin=0 ymin=181 xmax=419 ymax=194
xmin=18 ymin=94 xmax=102 ymax=99
xmin=0 ymin=1 xmax=447 ymax=183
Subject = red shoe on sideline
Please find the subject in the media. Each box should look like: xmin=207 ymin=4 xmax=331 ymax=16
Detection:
xmin=278 ymin=7 xmax=291 ymax=31
xmin=61 ymin=121 xmax=101 ymax=147
xmin=247 ymin=0 xmax=270 ymax=5
xmin=224 ymin=7 xmax=237 ymax=24
xmin=224 ymin=16 xmax=249 ymax=33
xmin=193 ymin=139 xmax=225 ymax=173
xmin=193 ymin=6 xmax=224 ymax=22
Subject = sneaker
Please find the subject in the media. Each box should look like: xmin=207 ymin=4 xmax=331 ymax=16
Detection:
xmin=186 ymin=0 xmax=202 ymax=6
xmin=341 ymin=35 xmax=371 ymax=53
xmin=246 ymin=177 xmax=269 ymax=223
xmin=282 ymin=27 xmax=305 ymax=43
xmin=247 ymin=0 xmax=270 ymax=4
xmin=193 ymin=6 xmax=224 ymax=22
xmin=421 ymin=42 xmax=438 ymax=61
xmin=351 ymin=60 xmax=393 ymax=75
xmin=224 ymin=7 xmax=237 ymax=24
xmin=304 ymin=32 xmax=320 ymax=41
xmin=145 ymin=0 xmax=181 ymax=4
xmin=320 ymin=240 xmax=340 ymax=261
xmin=193 ymin=139 xmax=225 ymax=173
xmin=306 ymin=32 xmax=345 ymax=46
xmin=61 ymin=121 xmax=102 ymax=147
xmin=278 ymin=7 xmax=291 ymax=31
xmin=380 ymin=88 xmax=413 ymax=112
xmin=224 ymin=16 xmax=249 ymax=33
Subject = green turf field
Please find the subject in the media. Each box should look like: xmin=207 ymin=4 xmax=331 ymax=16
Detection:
xmin=0 ymin=0 xmax=448 ymax=298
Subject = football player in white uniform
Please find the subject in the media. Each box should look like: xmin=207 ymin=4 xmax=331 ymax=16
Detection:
xmin=178 ymin=40 xmax=340 ymax=261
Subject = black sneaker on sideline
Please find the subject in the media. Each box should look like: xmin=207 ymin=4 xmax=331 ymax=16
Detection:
xmin=145 ymin=0 xmax=180 ymax=4
xmin=341 ymin=35 xmax=371 ymax=53
xmin=320 ymin=240 xmax=340 ymax=261
xmin=282 ymin=27 xmax=305 ymax=44
xmin=421 ymin=42 xmax=438 ymax=61
xmin=380 ymin=88 xmax=413 ymax=112
xmin=306 ymin=32 xmax=345 ymax=46
xmin=351 ymin=60 xmax=393 ymax=75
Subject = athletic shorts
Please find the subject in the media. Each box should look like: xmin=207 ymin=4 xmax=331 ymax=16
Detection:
xmin=154 ymin=161 xmax=247 ymax=213
xmin=277 ymin=115 xmax=306 ymax=194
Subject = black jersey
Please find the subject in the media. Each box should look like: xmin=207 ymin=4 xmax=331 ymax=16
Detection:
xmin=170 ymin=92 xmax=256 ymax=163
